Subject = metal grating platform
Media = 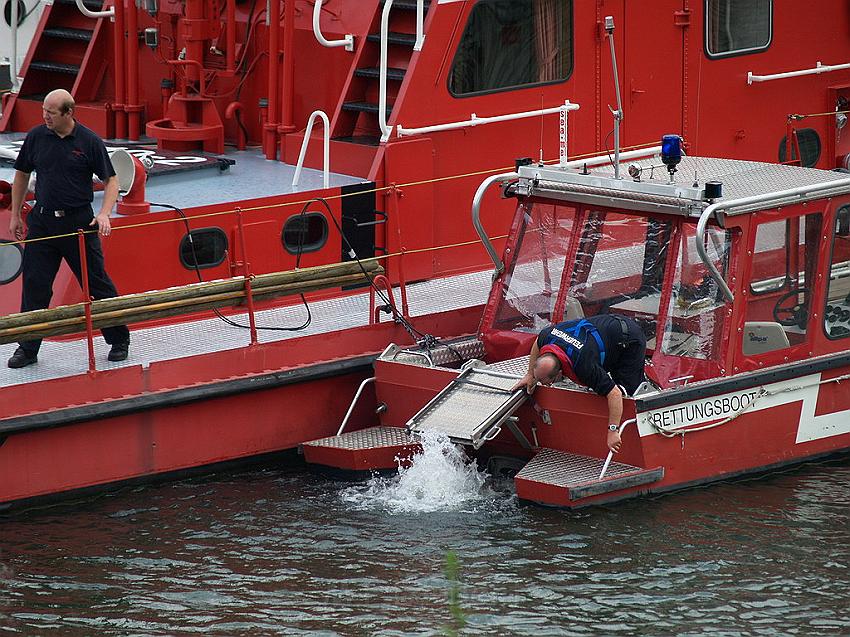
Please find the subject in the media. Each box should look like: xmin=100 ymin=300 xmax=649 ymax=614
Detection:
xmin=515 ymin=447 xmax=664 ymax=505
xmin=407 ymin=367 xmax=527 ymax=448
xmin=303 ymin=426 xmax=413 ymax=450
xmin=0 ymin=269 xmax=490 ymax=390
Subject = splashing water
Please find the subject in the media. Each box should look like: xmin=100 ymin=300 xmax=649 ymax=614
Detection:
xmin=340 ymin=430 xmax=500 ymax=514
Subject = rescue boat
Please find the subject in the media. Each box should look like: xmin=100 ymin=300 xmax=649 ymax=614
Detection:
xmin=304 ymin=138 xmax=850 ymax=507
xmin=1 ymin=1 xmax=850 ymax=509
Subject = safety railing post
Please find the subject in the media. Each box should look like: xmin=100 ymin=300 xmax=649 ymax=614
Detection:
xmin=235 ymin=208 xmax=258 ymax=345
xmin=312 ymin=0 xmax=354 ymax=51
xmin=77 ymin=230 xmax=97 ymax=374
xmin=389 ymin=186 xmax=410 ymax=316
xmin=378 ymin=0 xmax=394 ymax=142
xmin=292 ymin=110 xmax=330 ymax=189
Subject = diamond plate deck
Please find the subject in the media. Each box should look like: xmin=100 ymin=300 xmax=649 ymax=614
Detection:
xmin=0 ymin=269 xmax=490 ymax=389
xmin=303 ymin=426 xmax=413 ymax=450
xmin=515 ymin=447 xmax=664 ymax=505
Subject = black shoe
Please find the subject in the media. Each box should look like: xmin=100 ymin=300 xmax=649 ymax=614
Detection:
xmin=8 ymin=347 xmax=37 ymax=369
xmin=108 ymin=342 xmax=129 ymax=362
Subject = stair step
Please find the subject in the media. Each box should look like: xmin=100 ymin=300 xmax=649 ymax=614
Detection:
xmin=381 ymin=0 xmax=431 ymax=10
xmin=366 ymin=32 xmax=417 ymax=47
xmin=29 ymin=61 xmax=81 ymax=75
xmin=301 ymin=426 xmax=420 ymax=472
xmin=354 ymin=67 xmax=406 ymax=82
xmin=42 ymin=27 xmax=94 ymax=41
xmin=332 ymin=135 xmax=382 ymax=146
xmin=514 ymin=448 xmax=664 ymax=507
xmin=342 ymin=101 xmax=393 ymax=116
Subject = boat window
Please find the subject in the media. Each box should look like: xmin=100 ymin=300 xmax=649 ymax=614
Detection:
xmin=658 ymin=224 xmax=730 ymax=362
xmin=705 ymin=0 xmax=772 ymax=58
xmin=0 ymin=240 xmax=23 ymax=285
xmin=448 ymin=0 xmax=573 ymax=97
xmin=282 ymin=213 xmax=328 ymax=255
xmin=491 ymin=201 xmax=577 ymax=332
xmin=825 ymin=205 xmax=850 ymax=339
xmin=179 ymin=227 xmax=228 ymax=270
xmin=743 ymin=212 xmax=822 ymax=354
xmin=569 ymin=212 xmax=672 ymax=343
xmin=778 ymin=129 xmax=821 ymax=168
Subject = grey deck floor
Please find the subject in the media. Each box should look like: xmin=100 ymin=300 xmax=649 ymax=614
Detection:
xmin=0 ymin=269 xmax=491 ymax=388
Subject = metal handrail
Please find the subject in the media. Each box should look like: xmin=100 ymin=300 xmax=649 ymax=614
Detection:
xmin=559 ymin=145 xmax=661 ymax=170
xmin=75 ymin=0 xmax=114 ymax=19
xmin=337 ymin=377 xmax=376 ymax=435
xmin=695 ymin=176 xmax=850 ymax=304
xmin=414 ymin=0 xmax=425 ymax=51
xmin=292 ymin=110 xmax=330 ymax=189
xmin=748 ymin=61 xmax=850 ymax=85
xmin=312 ymin=0 xmax=354 ymax=51
xmin=598 ymin=418 xmax=636 ymax=480
xmin=471 ymin=172 xmax=518 ymax=276
xmin=397 ymin=101 xmax=580 ymax=138
xmin=378 ymin=0 xmax=394 ymax=142
xmin=9 ymin=0 xmax=19 ymax=92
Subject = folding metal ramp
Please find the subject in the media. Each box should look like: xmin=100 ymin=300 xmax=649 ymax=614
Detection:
xmin=406 ymin=367 xmax=528 ymax=449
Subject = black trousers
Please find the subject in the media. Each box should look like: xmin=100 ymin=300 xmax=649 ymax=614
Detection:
xmin=19 ymin=205 xmax=130 ymax=355
xmin=609 ymin=317 xmax=647 ymax=396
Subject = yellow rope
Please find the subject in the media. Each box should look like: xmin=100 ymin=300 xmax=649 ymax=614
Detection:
xmin=7 ymin=141 xmax=660 ymax=247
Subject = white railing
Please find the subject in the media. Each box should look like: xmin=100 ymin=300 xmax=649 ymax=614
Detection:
xmin=414 ymin=0 xmax=425 ymax=51
xmin=397 ymin=101 xmax=580 ymax=138
xmin=75 ymin=0 xmax=115 ymax=19
xmin=9 ymin=0 xmax=19 ymax=92
xmin=378 ymin=0 xmax=394 ymax=142
xmin=598 ymin=418 xmax=636 ymax=480
xmin=748 ymin=61 xmax=850 ymax=85
xmin=292 ymin=110 xmax=330 ymax=189
xmin=312 ymin=0 xmax=354 ymax=51
xmin=559 ymin=145 xmax=662 ymax=170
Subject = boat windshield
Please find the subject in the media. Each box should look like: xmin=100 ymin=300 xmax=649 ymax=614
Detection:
xmin=487 ymin=201 xmax=733 ymax=383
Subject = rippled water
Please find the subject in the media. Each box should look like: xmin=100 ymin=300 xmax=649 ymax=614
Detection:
xmin=0 ymin=438 xmax=848 ymax=636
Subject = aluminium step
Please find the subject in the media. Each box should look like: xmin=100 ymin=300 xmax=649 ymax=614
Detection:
xmin=406 ymin=367 xmax=528 ymax=449
xmin=366 ymin=32 xmax=417 ymax=47
xmin=515 ymin=448 xmax=664 ymax=507
xmin=42 ymin=27 xmax=94 ymax=41
xmin=354 ymin=67 xmax=406 ymax=82
xmin=342 ymin=101 xmax=393 ymax=116
xmin=301 ymin=426 xmax=420 ymax=472
xmin=28 ymin=61 xmax=81 ymax=75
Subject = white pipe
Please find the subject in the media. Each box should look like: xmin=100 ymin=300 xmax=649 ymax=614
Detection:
xmin=312 ymin=0 xmax=353 ymax=51
xmin=748 ymin=61 xmax=850 ymax=85
xmin=598 ymin=418 xmax=636 ymax=480
xmin=337 ymin=377 xmax=375 ymax=435
xmin=292 ymin=110 xmax=330 ymax=189
xmin=378 ymin=0 xmax=393 ymax=142
xmin=696 ymin=176 xmax=850 ymax=304
xmin=397 ymin=102 xmax=580 ymax=138
xmin=413 ymin=0 xmax=425 ymax=51
xmin=75 ymin=0 xmax=115 ymax=19
xmin=471 ymin=172 xmax=518 ymax=274
xmin=9 ymin=0 xmax=19 ymax=93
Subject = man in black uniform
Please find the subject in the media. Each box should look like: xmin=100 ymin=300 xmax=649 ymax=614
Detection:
xmin=7 ymin=89 xmax=130 ymax=368
xmin=513 ymin=314 xmax=646 ymax=453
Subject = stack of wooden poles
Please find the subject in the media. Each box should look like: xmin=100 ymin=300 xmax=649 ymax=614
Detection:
xmin=0 ymin=259 xmax=383 ymax=344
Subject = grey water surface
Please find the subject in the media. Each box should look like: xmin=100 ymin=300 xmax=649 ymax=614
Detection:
xmin=0 ymin=454 xmax=848 ymax=637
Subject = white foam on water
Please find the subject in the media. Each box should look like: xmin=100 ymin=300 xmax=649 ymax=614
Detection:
xmin=339 ymin=430 xmax=497 ymax=514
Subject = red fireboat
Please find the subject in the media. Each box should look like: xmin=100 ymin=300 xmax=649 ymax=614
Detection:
xmin=304 ymin=138 xmax=850 ymax=507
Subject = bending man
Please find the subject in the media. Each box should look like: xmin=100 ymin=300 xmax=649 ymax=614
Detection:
xmin=514 ymin=314 xmax=646 ymax=453
xmin=8 ymin=89 xmax=129 ymax=368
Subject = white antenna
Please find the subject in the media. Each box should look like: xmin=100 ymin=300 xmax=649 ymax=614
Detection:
xmin=605 ymin=16 xmax=623 ymax=179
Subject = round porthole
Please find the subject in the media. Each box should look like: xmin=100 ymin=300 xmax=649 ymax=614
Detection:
xmin=0 ymin=240 xmax=24 ymax=284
